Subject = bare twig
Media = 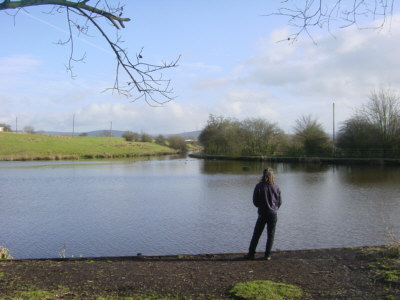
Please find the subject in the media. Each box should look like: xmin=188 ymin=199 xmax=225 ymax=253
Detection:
xmin=267 ymin=0 xmax=395 ymax=42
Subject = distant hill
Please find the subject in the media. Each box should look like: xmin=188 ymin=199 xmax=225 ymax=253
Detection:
xmin=84 ymin=130 xmax=125 ymax=137
xmin=170 ymin=130 xmax=201 ymax=139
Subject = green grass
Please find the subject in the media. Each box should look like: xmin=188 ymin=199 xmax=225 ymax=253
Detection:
xmin=10 ymin=290 xmax=60 ymax=300
xmin=363 ymin=246 xmax=400 ymax=286
xmin=228 ymin=280 xmax=303 ymax=300
xmin=383 ymin=270 xmax=400 ymax=283
xmin=0 ymin=132 xmax=177 ymax=161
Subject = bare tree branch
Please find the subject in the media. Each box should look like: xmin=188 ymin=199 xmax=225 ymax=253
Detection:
xmin=0 ymin=0 xmax=130 ymax=28
xmin=75 ymin=6 xmax=180 ymax=105
xmin=0 ymin=0 xmax=180 ymax=104
xmin=268 ymin=0 xmax=396 ymax=42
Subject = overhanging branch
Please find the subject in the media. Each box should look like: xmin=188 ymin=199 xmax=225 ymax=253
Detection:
xmin=0 ymin=0 xmax=130 ymax=28
xmin=0 ymin=0 xmax=179 ymax=104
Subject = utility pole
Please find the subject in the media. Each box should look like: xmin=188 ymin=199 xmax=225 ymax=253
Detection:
xmin=15 ymin=117 xmax=18 ymax=133
xmin=72 ymin=114 xmax=75 ymax=137
xmin=110 ymin=121 xmax=113 ymax=138
xmin=332 ymin=102 xmax=336 ymax=156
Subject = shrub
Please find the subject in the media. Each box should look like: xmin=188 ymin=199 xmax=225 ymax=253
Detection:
xmin=167 ymin=135 xmax=188 ymax=153
xmin=23 ymin=126 xmax=35 ymax=134
xmin=293 ymin=115 xmax=331 ymax=156
xmin=141 ymin=133 xmax=153 ymax=143
xmin=155 ymin=134 xmax=166 ymax=146
xmin=122 ymin=131 xmax=136 ymax=142
xmin=0 ymin=246 xmax=12 ymax=260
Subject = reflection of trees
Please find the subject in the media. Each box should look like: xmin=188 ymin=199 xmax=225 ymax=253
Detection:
xmin=200 ymin=160 xmax=332 ymax=175
xmin=280 ymin=163 xmax=330 ymax=174
xmin=201 ymin=160 xmax=281 ymax=175
xmin=338 ymin=165 xmax=400 ymax=186
xmin=201 ymin=160 xmax=256 ymax=175
xmin=201 ymin=161 xmax=400 ymax=190
xmin=279 ymin=163 xmax=331 ymax=186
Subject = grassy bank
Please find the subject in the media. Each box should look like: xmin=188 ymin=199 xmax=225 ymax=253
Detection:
xmin=0 ymin=132 xmax=177 ymax=161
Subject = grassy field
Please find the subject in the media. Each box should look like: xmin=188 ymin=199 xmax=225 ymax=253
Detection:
xmin=0 ymin=132 xmax=178 ymax=161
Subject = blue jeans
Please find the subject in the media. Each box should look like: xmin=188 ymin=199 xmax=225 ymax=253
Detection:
xmin=248 ymin=212 xmax=277 ymax=257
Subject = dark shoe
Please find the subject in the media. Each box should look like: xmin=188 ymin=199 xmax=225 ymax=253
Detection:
xmin=244 ymin=254 xmax=255 ymax=260
xmin=264 ymin=255 xmax=271 ymax=261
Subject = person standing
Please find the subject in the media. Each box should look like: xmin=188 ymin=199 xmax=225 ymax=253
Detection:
xmin=245 ymin=168 xmax=282 ymax=260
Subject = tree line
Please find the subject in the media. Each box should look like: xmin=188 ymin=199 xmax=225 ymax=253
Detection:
xmin=199 ymin=115 xmax=332 ymax=157
xmin=199 ymin=88 xmax=400 ymax=158
xmin=122 ymin=131 xmax=189 ymax=153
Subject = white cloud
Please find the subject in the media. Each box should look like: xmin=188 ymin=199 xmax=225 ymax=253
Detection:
xmin=252 ymin=18 xmax=400 ymax=97
xmin=215 ymin=89 xmax=279 ymax=119
xmin=0 ymin=55 xmax=41 ymax=74
xmin=188 ymin=14 xmax=400 ymax=133
xmin=182 ymin=61 xmax=223 ymax=72
xmin=191 ymin=77 xmax=230 ymax=91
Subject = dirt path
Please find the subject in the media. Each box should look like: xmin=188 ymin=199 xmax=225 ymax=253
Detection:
xmin=0 ymin=247 xmax=399 ymax=299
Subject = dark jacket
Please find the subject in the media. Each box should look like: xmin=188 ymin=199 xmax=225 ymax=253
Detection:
xmin=253 ymin=182 xmax=282 ymax=214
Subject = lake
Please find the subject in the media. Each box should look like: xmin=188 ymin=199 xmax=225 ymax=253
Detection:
xmin=1 ymin=156 xmax=399 ymax=259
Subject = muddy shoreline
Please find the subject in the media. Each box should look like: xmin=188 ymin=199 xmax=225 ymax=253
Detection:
xmin=1 ymin=246 xmax=399 ymax=299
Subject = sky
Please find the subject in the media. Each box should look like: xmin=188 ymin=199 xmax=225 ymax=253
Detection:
xmin=1 ymin=1 xmax=400 ymax=135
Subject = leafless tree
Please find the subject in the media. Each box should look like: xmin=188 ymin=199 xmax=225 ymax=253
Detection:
xmin=293 ymin=115 xmax=331 ymax=155
xmin=23 ymin=125 xmax=35 ymax=134
xmin=269 ymin=0 xmax=396 ymax=42
xmin=0 ymin=0 xmax=180 ymax=105
xmin=361 ymin=87 xmax=400 ymax=144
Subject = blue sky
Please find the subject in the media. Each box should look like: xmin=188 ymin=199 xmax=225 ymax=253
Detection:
xmin=1 ymin=1 xmax=400 ymax=135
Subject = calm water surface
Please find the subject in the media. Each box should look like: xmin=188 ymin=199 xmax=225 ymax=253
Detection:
xmin=0 ymin=156 xmax=399 ymax=259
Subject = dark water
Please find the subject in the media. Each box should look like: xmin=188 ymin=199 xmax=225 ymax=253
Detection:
xmin=0 ymin=157 xmax=399 ymax=259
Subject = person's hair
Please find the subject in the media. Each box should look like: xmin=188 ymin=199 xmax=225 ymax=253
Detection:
xmin=260 ymin=168 xmax=275 ymax=184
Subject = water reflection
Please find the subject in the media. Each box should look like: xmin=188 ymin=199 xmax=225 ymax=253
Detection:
xmin=339 ymin=165 xmax=400 ymax=185
xmin=278 ymin=163 xmax=330 ymax=173
xmin=0 ymin=157 xmax=399 ymax=259
xmin=201 ymin=159 xmax=264 ymax=174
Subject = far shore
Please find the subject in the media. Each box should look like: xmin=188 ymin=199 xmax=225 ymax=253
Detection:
xmin=189 ymin=152 xmax=400 ymax=166
xmin=0 ymin=151 xmax=178 ymax=162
